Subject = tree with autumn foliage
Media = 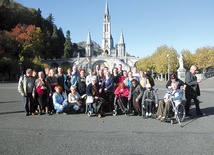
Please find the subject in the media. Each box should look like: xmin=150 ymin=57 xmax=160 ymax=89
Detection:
xmin=10 ymin=24 xmax=43 ymax=60
xmin=193 ymin=47 xmax=214 ymax=72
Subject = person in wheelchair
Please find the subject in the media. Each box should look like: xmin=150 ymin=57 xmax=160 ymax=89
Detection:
xmin=156 ymin=82 xmax=183 ymax=121
xmin=86 ymin=77 xmax=105 ymax=118
xmin=141 ymin=83 xmax=158 ymax=118
xmin=114 ymin=82 xmax=130 ymax=114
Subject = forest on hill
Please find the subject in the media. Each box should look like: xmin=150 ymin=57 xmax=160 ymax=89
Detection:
xmin=0 ymin=0 xmax=97 ymax=77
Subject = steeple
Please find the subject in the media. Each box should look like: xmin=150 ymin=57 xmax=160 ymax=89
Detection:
xmin=119 ymin=31 xmax=125 ymax=44
xmin=102 ymin=0 xmax=113 ymax=55
xmin=105 ymin=0 xmax=109 ymax=15
xmin=85 ymin=31 xmax=93 ymax=57
xmin=118 ymin=31 xmax=125 ymax=57
xmin=86 ymin=31 xmax=92 ymax=44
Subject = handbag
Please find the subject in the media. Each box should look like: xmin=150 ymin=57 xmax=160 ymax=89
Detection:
xmin=86 ymin=96 xmax=94 ymax=104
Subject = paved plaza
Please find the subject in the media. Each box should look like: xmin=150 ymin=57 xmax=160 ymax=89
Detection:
xmin=0 ymin=78 xmax=214 ymax=155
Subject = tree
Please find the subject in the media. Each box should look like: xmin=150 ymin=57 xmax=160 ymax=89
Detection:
xmin=10 ymin=24 xmax=43 ymax=60
xmin=64 ymin=30 xmax=73 ymax=58
xmin=194 ymin=47 xmax=214 ymax=72
xmin=181 ymin=50 xmax=194 ymax=70
xmin=151 ymin=45 xmax=178 ymax=74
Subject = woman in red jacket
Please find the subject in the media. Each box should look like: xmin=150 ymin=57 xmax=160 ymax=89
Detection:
xmin=114 ymin=82 xmax=129 ymax=113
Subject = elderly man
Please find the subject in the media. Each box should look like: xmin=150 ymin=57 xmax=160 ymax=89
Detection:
xmin=18 ymin=68 xmax=35 ymax=116
xmin=185 ymin=65 xmax=204 ymax=116
xmin=156 ymin=82 xmax=183 ymax=121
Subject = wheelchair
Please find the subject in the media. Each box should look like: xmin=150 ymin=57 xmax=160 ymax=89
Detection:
xmin=85 ymin=96 xmax=106 ymax=117
xmin=141 ymin=100 xmax=157 ymax=118
xmin=167 ymin=98 xmax=186 ymax=126
xmin=112 ymin=96 xmax=128 ymax=116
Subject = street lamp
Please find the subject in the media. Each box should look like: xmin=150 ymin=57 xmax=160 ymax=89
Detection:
xmin=19 ymin=62 xmax=22 ymax=76
xmin=167 ymin=54 xmax=170 ymax=81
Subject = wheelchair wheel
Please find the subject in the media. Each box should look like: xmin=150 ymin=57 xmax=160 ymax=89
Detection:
xmin=112 ymin=110 xmax=117 ymax=116
xmin=177 ymin=104 xmax=185 ymax=122
xmin=87 ymin=111 xmax=93 ymax=117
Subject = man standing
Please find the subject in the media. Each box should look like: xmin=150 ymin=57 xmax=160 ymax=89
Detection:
xmin=185 ymin=65 xmax=204 ymax=116
xmin=18 ymin=68 xmax=35 ymax=116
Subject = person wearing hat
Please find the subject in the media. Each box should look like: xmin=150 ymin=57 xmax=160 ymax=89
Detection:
xmin=128 ymin=78 xmax=144 ymax=116
xmin=141 ymin=83 xmax=158 ymax=118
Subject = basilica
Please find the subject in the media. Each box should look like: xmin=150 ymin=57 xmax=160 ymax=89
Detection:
xmin=85 ymin=1 xmax=126 ymax=58
xmin=43 ymin=1 xmax=139 ymax=72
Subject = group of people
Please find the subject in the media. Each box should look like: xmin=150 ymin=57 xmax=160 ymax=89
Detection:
xmin=18 ymin=63 xmax=204 ymax=120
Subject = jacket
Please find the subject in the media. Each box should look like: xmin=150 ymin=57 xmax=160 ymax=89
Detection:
xmin=185 ymin=71 xmax=200 ymax=99
xmin=18 ymin=75 xmax=35 ymax=96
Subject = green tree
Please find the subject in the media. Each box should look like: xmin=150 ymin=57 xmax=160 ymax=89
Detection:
xmin=64 ymin=30 xmax=73 ymax=58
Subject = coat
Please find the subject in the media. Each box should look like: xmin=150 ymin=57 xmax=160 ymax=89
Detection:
xmin=185 ymin=71 xmax=200 ymax=99
xmin=114 ymin=86 xmax=129 ymax=98
xmin=128 ymin=84 xmax=143 ymax=100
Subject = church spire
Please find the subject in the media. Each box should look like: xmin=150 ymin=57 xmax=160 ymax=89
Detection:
xmin=118 ymin=31 xmax=125 ymax=57
xmin=86 ymin=30 xmax=91 ymax=44
xmin=105 ymin=0 xmax=109 ymax=15
xmin=85 ymin=31 xmax=93 ymax=57
xmin=119 ymin=31 xmax=125 ymax=44
xmin=102 ymin=0 xmax=113 ymax=55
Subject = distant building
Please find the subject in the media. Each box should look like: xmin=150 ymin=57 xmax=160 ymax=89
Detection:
xmin=86 ymin=0 xmax=126 ymax=57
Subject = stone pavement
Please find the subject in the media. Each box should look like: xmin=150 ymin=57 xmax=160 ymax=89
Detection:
xmin=0 ymin=78 xmax=213 ymax=155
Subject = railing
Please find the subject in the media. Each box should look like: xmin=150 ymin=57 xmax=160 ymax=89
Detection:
xmin=204 ymin=71 xmax=214 ymax=79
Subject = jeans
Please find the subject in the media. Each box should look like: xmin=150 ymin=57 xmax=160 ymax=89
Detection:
xmin=54 ymin=102 xmax=68 ymax=113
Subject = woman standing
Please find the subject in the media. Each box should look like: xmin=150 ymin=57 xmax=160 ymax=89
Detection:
xmin=35 ymin=71 xmax=48 ymax=115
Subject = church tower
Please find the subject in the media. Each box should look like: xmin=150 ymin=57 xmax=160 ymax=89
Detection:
xmin=117 ymin=31 xmax=126 ymax=57
xmin=102 ymin=0 xmax=114 ymax=55
xmin=85 ymin=31 xmax=93 ymax=57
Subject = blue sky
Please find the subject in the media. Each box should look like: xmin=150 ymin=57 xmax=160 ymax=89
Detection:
xmin=15 ymin=0 xmax=214 ymax=58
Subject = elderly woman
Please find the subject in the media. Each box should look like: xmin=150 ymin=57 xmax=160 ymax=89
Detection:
xmin=68 ymin=86 xmax=84 ymax=113
xmin=114 ymin=82 xmax=129 ymax=113
xmin=86 ymin=76 xmax=105 ymax=118
xmin=52 ymin=85 xmax=68 ymax=114
xmin=34 ymin=71 xmax=48 ymax=115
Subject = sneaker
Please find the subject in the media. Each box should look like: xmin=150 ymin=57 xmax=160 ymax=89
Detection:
xmin=149 ymin=113 xmax=152 ymax=116
xmin=146 ymin=112 xmax=148 ymax=116
xmin=63 ymin=112 xmax=68 ymax=115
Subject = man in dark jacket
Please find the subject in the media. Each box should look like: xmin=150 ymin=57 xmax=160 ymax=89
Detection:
xmin=185 ymin=65 xmax=204 ymax=116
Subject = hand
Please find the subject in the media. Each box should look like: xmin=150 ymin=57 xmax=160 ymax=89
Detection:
xmin=21 ymin=93 xmax=25 ymax=97
xmin=197 ymin=79 xmax=202 ymax=83
xmin=104 ymin=88 xmax=107 ymax=92
xmin=95 ymin=96 xmax=98 ymax=99
xmin=99 ymin=89 xmax=102 ymax=93
xmin=135 ymin=98 xmax=139 ymax=102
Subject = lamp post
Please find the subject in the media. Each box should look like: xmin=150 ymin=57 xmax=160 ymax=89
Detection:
xmin=167 ymin=54 xmax=170 ymax=81
xmin=19 ymin=62 xmax=22 ymax=76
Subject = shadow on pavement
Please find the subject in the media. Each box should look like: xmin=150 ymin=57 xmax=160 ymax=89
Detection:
xmin=0 ymin=110 xmax=24 ymax=115
xmin=0 ymin=101 xmax=19 ymax=104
